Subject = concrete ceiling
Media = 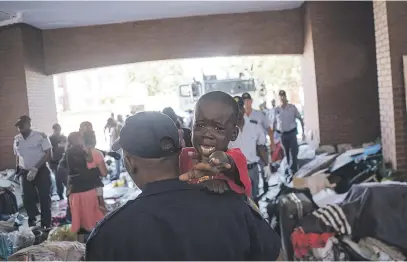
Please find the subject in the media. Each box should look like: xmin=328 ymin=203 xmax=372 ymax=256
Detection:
xmin=0 ymin=1 xmax=303 ymax=30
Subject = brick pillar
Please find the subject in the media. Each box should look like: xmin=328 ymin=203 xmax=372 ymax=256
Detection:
xmin=0 ymin=24 xmax=57 ymax=169
xmin=373 ymin=2 xmax=407 ymax=171
xmin=302 ymin=2 xmax=380 ymax=147
xmin=21 ymin=25 xmax=58 ymax=134
xmin=0 ymin=25 xmax=30 ymax=169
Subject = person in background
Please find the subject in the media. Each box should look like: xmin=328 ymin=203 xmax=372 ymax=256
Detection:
xmin=117 ymin=114 xmax=124 ymax=127
xmin=80 ymin=121 xmax=97 ymax=149
xmin=162 ymin=107 xmax=189 ymax=147
xmin=65 ymin=132 xmax=107 ymax=241
xmin=49 ymin=123 xmax=67 ymax=200
xmin=242 ymin=93 xmax=275 ymax=149
xmin=229 ymin=96 xmax=268 ymax=201
xmin=104 ymin=113 xmax=116 ymax=141
xmin=105 ymin=119 xmax=122 ymax=179
xmin=86 ymin=111 xmax=281 ymax=261
xmin=13 ymin=115 xmax=52 ymax=228
xmin=274 ymin=90 xmax=305 ymax=178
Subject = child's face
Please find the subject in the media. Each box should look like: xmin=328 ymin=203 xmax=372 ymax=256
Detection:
xmin=192 ymin=100 xmax=237 ymax=157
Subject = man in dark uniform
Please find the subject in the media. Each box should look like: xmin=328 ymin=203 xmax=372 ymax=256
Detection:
xmin=49 ymin=123 xmax=67 ymax=200
xmin=13 ymin=116 xmax=52 ymax=228
xmin=86 ymin=112 xmax=281 ymax=261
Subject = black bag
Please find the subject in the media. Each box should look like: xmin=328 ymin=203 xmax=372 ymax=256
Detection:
xmin=278 ymin=192 xmax=316 ymax=260
xmin=0 ymin=188 xmax=18 ymax=215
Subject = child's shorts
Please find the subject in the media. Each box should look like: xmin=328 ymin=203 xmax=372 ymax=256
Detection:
xmin=96 ymin=187 xmax=103 ymax=197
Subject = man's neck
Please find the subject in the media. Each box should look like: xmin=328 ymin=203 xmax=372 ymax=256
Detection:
xmin=140 ymin=172 xmax=179 ymax=188
xmin=21 ymin=130 xmax=32 ymax=139
xmin=245 ymin=108 xmax=253 ymax=116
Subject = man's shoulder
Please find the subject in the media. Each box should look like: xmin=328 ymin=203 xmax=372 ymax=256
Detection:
xmin=14 ymin=133 xmax=22 ymax=140
xmin=32 ymin=130 xmax=48 ymax=139
xmin=252 ymin=109 xmax=263 ymax=116
xmin=88 ymin=198 xmax=150 ymax=239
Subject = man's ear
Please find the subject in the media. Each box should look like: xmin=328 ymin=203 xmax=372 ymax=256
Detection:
xmin=124 ymin=153 xmax=138 ymax=175
xmin=231 ymin=126 xmax=239 ymax=142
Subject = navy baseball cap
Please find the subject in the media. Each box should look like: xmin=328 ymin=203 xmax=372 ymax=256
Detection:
xmin=242 ymin=92 xmax=252 ymax=100
xmin=15 ymin=115 xmax=31 ymax=127
xmin=111 ymin=111 xmax=181 ymax=158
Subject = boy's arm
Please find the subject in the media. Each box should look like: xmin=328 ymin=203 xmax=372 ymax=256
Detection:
xmin=225 ymin=148 xmax=251 ymax=196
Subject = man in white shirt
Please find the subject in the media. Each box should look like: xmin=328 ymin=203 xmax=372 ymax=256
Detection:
xmin=242 ymin=93 xmax=275 ymax=148
xmin=13 ymin=115 xmax=52 ymax=228
xmin=229 ymin=97 xmax=268 ymax=200
xmin=274 ymin=90 xmax=305 ymax=176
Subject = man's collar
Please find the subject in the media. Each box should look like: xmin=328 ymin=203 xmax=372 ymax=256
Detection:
xmin=139 ymin=178 xmax=199 ymax=198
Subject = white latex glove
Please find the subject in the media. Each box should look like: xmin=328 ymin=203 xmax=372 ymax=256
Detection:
xmin=263 ymin=165 xmax=273 ymax=181
xmin=27 ymin=167 xmax=38 ymax=182
xmin=303 ymin=173 xmax=336 ymax=195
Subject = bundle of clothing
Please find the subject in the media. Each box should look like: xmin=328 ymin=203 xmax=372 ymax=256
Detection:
xmin=0 ymin=187 xmax=18 ymax=216
xmin=7 ymin=241 xmax=85 ymax=261
xmin=286 ymin=182 xmax=407 ymax=261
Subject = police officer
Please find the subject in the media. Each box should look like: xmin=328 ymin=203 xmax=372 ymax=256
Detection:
xmin=86 ymin=112 xmax=281 ymax=261
xmin=274 ymin=90 xmax=305 ymax=177
xmin=229 ymin=96 xmax=268 ymax=201
xmin=242 ymin=92 xmax=275 ymax=147
xmin=13 ymin=115 xmax=52 ymax=228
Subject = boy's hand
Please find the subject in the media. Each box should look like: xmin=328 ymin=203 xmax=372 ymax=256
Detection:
xmin=179 ymin=161 xmax=231 ymax=181
xmin=179 ymin=166 xmax=231 ymax=194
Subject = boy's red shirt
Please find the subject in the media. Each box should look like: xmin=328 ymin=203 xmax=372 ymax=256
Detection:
xmin=179 ymin=147 xmax=252 ymax=197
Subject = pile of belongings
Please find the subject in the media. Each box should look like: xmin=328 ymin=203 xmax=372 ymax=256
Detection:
xmin=0 ymin=169 xmax=23 ymax=209
xmin=0 ymin=221 xmax=36 ymax=259
xmin=104 ymin=172 xmax=141 ymax=212
xmin=0 ymin=186 xmax=18 ymax=216
xmin=267 ymin=144 xmax=386 ymax=229
xmin=279 ymin=182 xmax=407 ymax=261
xmin=7 ymin=241 xmax=85 ymax=261
xmin=47 ymin=225 xmax=77 ymax=242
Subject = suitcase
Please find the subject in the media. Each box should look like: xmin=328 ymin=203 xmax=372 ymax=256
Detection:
xmin=278 ymin=192 xmax=316 ymax=260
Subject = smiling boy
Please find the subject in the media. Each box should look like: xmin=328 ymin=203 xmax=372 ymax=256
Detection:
xmin=179 ymin=91 xmax=251 ymax=196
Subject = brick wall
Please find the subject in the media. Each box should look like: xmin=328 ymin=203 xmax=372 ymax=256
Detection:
xmin=42 ymin=9 xmax=304 ymax=75
xmin=21 ymin=25 xmax=58 ymax=135
xmin=304 ymin=1 xmax=380 ymax=146
xmin=0 ymin=25 xmax=57 ymax=169
xmin=373 ymin=1 xmax=397 ymax=168
xmin=373 ymin=2 xmax=407 ymax=172
xmin=302 ymin=3 xmax=320 ymax=148
xmin=0 ymin=26 xmax=30 ymax=168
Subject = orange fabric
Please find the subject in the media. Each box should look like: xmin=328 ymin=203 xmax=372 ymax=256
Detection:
xmin=86 ymin=149 xmax=104 ymax=169
xmin=179 ymin=147 xmax=251 ymax=196
xmin=69 ymin=188 xmax=104 ymax=232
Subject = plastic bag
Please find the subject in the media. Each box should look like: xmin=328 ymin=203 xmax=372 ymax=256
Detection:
xmin=47 ymin=224 xmax=77 ymax=242
xmin=0 ymin=233 xmax=13 ymax=259
xmin=8 ymin=220 xmax=35 ymax=252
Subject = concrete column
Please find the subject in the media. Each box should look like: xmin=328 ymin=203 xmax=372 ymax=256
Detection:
xmin=302 ymin=2 xmax=380 ymax=148
xmin=373 ymin=2 xmax=407 ymax=172
xmin=0 ymin=24 xmax=57 ymax=169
